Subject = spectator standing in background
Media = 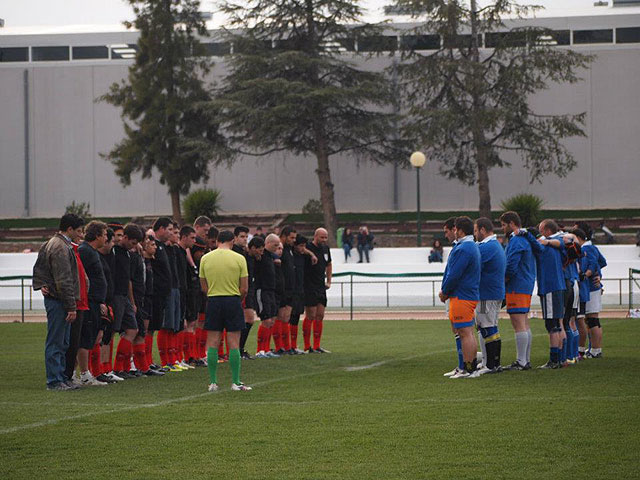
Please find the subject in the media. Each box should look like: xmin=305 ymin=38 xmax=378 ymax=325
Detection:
xmin=32 ymin=213 xmax=84 ymax=391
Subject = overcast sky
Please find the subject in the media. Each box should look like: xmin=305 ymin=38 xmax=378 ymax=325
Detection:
xmin=0 ymin=0 xmax=618 ymax=28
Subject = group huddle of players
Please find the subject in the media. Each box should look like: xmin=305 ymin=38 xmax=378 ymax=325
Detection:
xmin=62 ymin=215 xmax=332 ymax=387
xmin=440 ymin=212 xmax=607 ymax=378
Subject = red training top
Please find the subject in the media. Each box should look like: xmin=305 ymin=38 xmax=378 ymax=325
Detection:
xmin=72 ymin=243 xmax=89 ymax=311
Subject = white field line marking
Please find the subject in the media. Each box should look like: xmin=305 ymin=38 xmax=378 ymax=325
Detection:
xmin=1 ymin=320 xmax=627 ymax=435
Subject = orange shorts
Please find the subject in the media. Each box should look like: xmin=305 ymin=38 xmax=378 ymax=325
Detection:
xmin=506 ymin=292 xmax=532 ymax=314
xmin=448 ymin=297 xmax=477 ymax=328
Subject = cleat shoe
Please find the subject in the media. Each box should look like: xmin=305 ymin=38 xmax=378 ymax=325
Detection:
xmin=306 ymin=348 xmax=316 ymax=354
xmin=179 ymin=361 xmax=195 ymax=369
xmin=200 ymin=358 xmax=208 ymax=367
xmin=566 ymin=358 xmax=577 ymax=365
xmin=129 ymin=369 xmax=145 ymax=377
xmin=265 ymin=351 xmax=281 ymax=358
xmin=241 ymin=351 xmax=254 ymax=360
xmin=96 ymin=374 xmax=117 ymax=384
xmin=208 ymin=383 xmax=219 ymax=392
xmin=164 ymin=364 xmax=182 ymax=372
xmin=476 ymin=366 xmax=493 ymax=375
xmin=231 ymin=382 xmax=252 ymax=391
xmin=538 ymin=361 xmax=560 ymax=369
xmin=465 ymin=370 xmax=481 ymax=378
xmin=292 ymin=348 xmax=305 ymax=355
xmin=275 ymin=349 xmax=287 ymax=355
xmin=450 ymin=370 xmax=470 ymax=379
xmin=105 ymin=371 xmax=125 ymax=382
xmin=255 ymin=351 xmax=267 ymax=358
xmin=443 ymin=367 xmax=463 ymax=377
xmin=503 ymin=361 xmax=528 ymax=371
xmin=115 ymin=370 xmax=135 ymax=379
xmin=172 ymin=363 xmax=188 ymax=370
xmin=194 ymin=358 xmax=207 ymax=366
xmin=585 ymin=351 xmax=602 ymax=359
xmin=47 ymin=382 xmax=73 ymax=391
xmin=80 ymin=371 xmax=108 ymax=386
xmin=64 ymin=380 xmax=82 ymax=389
xmin=149 ymin=363 xmax=162 ymax=371
xmin=315 ymin=347 xmax=331 ymax=354
xmin=144 ymin=369 xmax=165 ymax=376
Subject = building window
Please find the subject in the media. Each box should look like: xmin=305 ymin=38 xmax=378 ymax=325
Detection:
xmin=0 ymin=47 xmax=28 ymax=62
xmin=358 ymin=35 xmax=398 ymax=52
xmin=72 ymin=46 xmax=109 ymax=60
xmin=110 ymin=44 xmax=138 ymax=59
xmin=442 ymin=34 xmax=475 ymax=49
xmin=573 ymin=29 xmax=613 ymax=44
xmin=32 ymin=46 xmax=69 ymax=61
xmin=532 ymin=30 xmax=571 ymax=46
xmin=400 ymin=34 xmax=440 ymax=50
xmin=485 ymin=31 xmax=528 ymax=48
xmin=616 ymin=27 xmax=640 ymax=43
xmin=201 ymin=42 xmax=231 ymax=56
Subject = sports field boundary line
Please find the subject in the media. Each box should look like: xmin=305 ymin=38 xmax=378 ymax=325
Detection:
xmin=0 ymin=319 xmax=626 ymax=435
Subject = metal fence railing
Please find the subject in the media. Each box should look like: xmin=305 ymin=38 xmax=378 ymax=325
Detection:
xmin=2 ymin=271 xmax=639 ymax=323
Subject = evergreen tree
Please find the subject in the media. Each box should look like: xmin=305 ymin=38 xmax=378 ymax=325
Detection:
xmin=100 ymin=0 xmax=229 ymax=223
xmin=390 ymin=0 xmax=593 ymax=218
xmin=213 ymin=0 xmax=404 ymax=243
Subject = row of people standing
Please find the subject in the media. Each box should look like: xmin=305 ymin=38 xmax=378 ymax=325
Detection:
xmin=341 ymin=226 xmax=375 ymax=263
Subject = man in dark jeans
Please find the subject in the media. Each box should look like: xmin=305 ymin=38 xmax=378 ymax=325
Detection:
xmin=357 ymin=226 xmax=374 ymax=263
xmin=32 ymin=213 xmax=84 ymax=391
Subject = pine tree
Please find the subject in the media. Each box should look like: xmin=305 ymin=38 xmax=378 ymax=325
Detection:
xmin=99 ymin=0 xmax=229 ymax=223
xmin=212 ymin=0 xmax=404 ymax=244
xmin=390 ymin=0 xmax=593 ymax=218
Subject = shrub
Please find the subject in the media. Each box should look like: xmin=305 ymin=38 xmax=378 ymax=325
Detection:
xmin=500 ymin=193 xmax=544 ymax=228
xmin=302 ymin=198 xmax=323 ymax=216
xmin=65 ymin=201 xmax=91 ymax=219
xmin=182 ymin=189 xmax=222 ymax=224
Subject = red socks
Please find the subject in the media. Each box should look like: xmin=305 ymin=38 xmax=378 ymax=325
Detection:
xmin=90 ymin=344 xmax=101 ymax=376
xmin=313 ymin=319 xmax=323 ymax=350
xmin=290 ymin=323 xmax=298 ymax=350
xmin=272 ymin=320 xmax=282 ymax=351
xmin=196 ymin=327 xmax=207 ymax=358
xmin=144 ymin=333 xmax=154 ymax=366
xmin=303 ymin=317 xmax=312 ymax=351
xmin=114 ymin=338 xmax=133 ymax=372
xmin=157 ymin=329 xmax=169 ymax=366
xmin=133 ymin=343 xmax=149 ymax=372
xmin=257 ymin=324 xmax=268 ymax=352
xmin=282 ymin=322 xmax=291 ymax=351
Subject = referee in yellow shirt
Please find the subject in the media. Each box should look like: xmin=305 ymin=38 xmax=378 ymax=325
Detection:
xmin=199 ymin=230 xmax=250 ymax=391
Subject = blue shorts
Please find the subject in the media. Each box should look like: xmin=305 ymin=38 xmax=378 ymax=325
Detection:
xmin=540 ymin=290 xmax=565 ymax=320
xmin=205 ymin=296 xmax=245 ymax=332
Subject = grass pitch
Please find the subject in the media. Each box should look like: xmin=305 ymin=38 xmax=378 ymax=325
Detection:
xmin=1 ymin=318 xmax=638 ymax=479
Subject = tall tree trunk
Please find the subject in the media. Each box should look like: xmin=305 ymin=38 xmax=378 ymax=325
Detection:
xmin=477 ymin=150 xmax=492 ymax=219
xmin=469 ymin=0 xmax=491 ymax=219
xmin=170 ymin=190 xmax=183 ymax=225
xmin=314 ymin=126 xmax=338 ymax=247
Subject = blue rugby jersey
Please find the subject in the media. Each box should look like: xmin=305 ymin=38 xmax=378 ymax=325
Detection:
xmin=504 ymin=232 xmax=536 ymax=295
xmin=441 ymin=236 xmax=481 ymax=301
xmin=477 ymin=235 xmax=506 ymax=301
xmin=523 ymin=231 xmax=566 ymax=295
xmin=582 ymin=242 xmax=607 ymax=292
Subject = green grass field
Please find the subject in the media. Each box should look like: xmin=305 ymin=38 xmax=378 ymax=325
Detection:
xmin=1 ymin=318 xmax=638 ymax=479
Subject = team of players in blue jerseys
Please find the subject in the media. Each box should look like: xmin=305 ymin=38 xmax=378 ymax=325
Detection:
xmin=439 ymin=212 xmax=606 ymax=378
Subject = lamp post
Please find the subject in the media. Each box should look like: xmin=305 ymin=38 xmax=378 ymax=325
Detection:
xmin=409 ymin=151 xmax=426 ymax=247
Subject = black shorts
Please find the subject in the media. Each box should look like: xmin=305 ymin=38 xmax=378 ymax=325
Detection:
xmin=305 ymin=288 xmax=327 ymax=307
xmin=257 ymin=289 xmax=278 ymax=320
xmin=79 ymin=301 xmax=101 ymax=349
xmin=204 ymin=296 xmax=244 ymax=332
xmin=577 ymin=301 xmax=586 ymax=318
xmin=112 ymin=295 xmax=138 ymax=332
xmin=279 ymin=292 xmax=294 ymax=309
xmin=292 ymin=293 xmax=305 ymax=317
xmin=245 ymin=288 xmax=258 ymax=311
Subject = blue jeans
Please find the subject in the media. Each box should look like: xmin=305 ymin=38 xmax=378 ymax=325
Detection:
xmin=342 ymin=244 xmax=351 ymax=261
xmin=163 ymin=288 xmax=182 ymax=331
xmin=44 ymin=297 xmax=71 ymax=386
xmin=358 ymin=244 xmax=370 ymax=263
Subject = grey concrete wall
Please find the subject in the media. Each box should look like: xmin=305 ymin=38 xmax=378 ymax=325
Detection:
xmin=0 ymin=46 xmax=639 ymax=218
